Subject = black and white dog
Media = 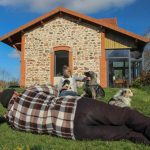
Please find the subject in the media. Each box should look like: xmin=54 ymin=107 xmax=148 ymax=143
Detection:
xmin=108 ymin=89 xmax=133 ymax=108
xmin=83 ymin=71 xmax=105 ymax=99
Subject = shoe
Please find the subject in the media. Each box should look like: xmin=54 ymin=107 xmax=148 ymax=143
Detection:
xmin=145 ymin=126 xmax=150 ymax=140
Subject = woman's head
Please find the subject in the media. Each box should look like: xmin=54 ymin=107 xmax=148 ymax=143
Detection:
xmin=63 ymin=65 xmax=72 ymax=78
xmin=0 ymin=89 xmax=15 ymax=108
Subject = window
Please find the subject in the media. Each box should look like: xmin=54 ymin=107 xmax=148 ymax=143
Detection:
xmin=54 ymin=51 xmax=69 ymax=76
xmin=106 ymin=49 xmax=143 ymax=87
xmin=131 ymin=60 xmax=142 ymax=80
xmin=113 ymin=62 xmax=124 ymax=67
xmin=107 ymin=49 xmax=129 ymax=58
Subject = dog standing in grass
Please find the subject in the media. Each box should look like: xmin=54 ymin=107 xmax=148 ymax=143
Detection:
xmin=108 ymin=89 xmax=133 ymax=108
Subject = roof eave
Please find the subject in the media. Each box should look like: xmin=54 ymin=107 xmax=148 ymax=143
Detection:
xmin=0 ymin=6 xmax=149 ymax=47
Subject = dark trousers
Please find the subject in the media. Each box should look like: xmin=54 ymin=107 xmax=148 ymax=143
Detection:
xmin=74 ymin=97 xmax=150 ymax=145
xmin=59 ymin=90 xmax=78 ymax=97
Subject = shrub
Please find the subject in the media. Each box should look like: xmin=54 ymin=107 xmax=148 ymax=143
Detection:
xmin=77 ymin=86 xmax=83 ymax=96
xmin=132 ymin=71 xmax=150 ymax=88
xmin=140 ymin=71 xmax=150 ymax=85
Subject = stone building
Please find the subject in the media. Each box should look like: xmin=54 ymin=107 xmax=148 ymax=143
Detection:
xmin=0 ymin=7 xmax=149 ymax=87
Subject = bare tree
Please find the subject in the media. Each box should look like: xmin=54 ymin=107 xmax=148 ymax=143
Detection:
xmin=0 ymin=68 xmax=19 ymax=87
xmin=0 ymin=69 xmax=11 ymax=81
xmin=143 ymin=27 xmax=150 ymax=72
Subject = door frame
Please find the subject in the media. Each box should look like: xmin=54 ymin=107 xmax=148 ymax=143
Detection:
xmin=50 ymin=46 xmax=72 ymax=85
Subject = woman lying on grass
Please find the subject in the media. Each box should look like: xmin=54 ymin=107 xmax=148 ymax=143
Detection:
xmin=0 ymin=85 xmax=150 ymax=146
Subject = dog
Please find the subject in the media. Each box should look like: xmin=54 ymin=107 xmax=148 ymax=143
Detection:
xmin=82 ymin=71 xmax=105 ymax=99
xmin=62 ymin=79 xmax=71 ymax=89
xmin=60 ymin=79 xmax=71 ymax=93
xmin=108 ymin=89 xmax=133 ymax=108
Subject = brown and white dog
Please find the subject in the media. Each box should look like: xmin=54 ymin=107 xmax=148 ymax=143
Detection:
xmin=108 ymin=89 xmax=133 ymax=108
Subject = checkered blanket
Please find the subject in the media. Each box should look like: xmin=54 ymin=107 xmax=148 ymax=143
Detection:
xmin=6 ymin=85 xmax=80 ymax=139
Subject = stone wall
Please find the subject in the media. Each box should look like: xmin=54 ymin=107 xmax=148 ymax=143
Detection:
xmin=24 ymin=16 xmax=101 ymax=87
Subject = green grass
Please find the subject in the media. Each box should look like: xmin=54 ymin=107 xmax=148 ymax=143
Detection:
xmin=0 ymin=87 xmax=150 ymax=150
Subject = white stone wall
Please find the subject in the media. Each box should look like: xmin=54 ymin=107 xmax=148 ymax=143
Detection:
xmin=24 ymin=16 xmax=101 ymax=87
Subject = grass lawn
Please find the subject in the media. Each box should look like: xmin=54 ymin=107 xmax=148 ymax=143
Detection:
xmin=0 ymin=87 xmax=150 ymax=150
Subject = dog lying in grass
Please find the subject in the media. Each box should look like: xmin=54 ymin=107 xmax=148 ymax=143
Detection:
xmin=108 ymin=89 xmax=133 ymax=108
xmin=83 ymin=71 xmax=105 ymax=99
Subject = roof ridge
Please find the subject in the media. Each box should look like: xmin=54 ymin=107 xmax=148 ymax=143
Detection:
xmin=0 ymin=6 xmax=149 ymax=44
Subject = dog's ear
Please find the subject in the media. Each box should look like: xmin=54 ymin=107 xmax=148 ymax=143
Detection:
xmin=63 ymin=80 xmax=70 ymax=86
xmin=66 ymin=80 xmax=70 ymax=84
xmin=127 ymin=89 xmax=133 ymax=96
xmin=84 ymin=71 xmax=90 ymax=77
xmin=121 ymin=90 xmax=127 ymax=96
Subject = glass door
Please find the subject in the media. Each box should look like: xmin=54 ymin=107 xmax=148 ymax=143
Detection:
xmin=131 ymin=60 xmax=142 ymax=80
xmin=106 ymin=49 xmax=130 ymax=87
xmin=108 ymin=58 xmax=129 ymax=87
xmin=107 ymin=49 xmax=143 ymax=87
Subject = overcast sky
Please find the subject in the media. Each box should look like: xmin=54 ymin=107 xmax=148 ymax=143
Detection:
xmin=0 ymin=0 xmax=150 ymax=80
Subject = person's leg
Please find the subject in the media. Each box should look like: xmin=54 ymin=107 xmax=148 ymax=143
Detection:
xmin=0 ymin=89 xmax=15 ymax=108
xmin=74 ymin=98 xmax=150 ymax=140
xmin=125 ymin=131 xmax=150 ymax=145
xmin=74 ymin=123 xmax=150 ymax=145
xmin=145 ymin=127 xmax=150 ymax=140
xmin=59 ymin=91 xmax=78 ymax=97
xmin=74 ymin=123 xmax=131 ymax=140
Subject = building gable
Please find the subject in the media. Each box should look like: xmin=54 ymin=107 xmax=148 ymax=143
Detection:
xmin=23 ymin=16 xmax=102 ymax=86
xmin=0 ymin=7 xmax=149 ymax=51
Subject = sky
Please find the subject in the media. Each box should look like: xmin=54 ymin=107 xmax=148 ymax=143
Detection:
xmin=0 ymin=0 xmax=150 ymax=80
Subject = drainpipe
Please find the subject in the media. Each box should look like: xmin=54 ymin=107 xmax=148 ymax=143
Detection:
xmin=129 ymin=50 xmax=131 ymax=85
